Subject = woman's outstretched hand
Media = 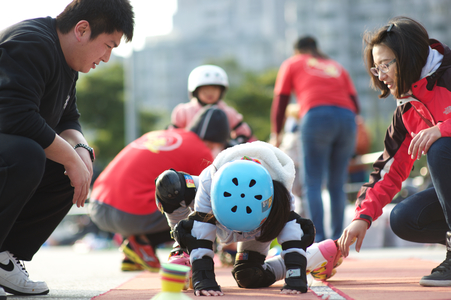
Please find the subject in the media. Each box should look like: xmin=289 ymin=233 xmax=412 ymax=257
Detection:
xmin=337 ymin=220 xmax=367 ymax=257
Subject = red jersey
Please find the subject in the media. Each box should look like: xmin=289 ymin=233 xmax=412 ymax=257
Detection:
xmin=274 ymin=54 xmax=359 ymax=119
xmin=90 ymin=129 xmax=213 ymax=215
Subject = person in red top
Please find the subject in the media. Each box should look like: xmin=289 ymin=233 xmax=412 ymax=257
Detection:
xmin=338 ymin=16 xmax=451 ymax=287
xmin=89 ymin=106 xmax=230 ymax=272
xmin=271 ymin=36 xmax=360 ymax=242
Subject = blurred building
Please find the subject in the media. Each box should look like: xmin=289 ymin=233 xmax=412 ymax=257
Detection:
xmin=124 ymin=0 xmax=451 ymax=141
xmin=126 ymin=0 xmax=288 ymax=114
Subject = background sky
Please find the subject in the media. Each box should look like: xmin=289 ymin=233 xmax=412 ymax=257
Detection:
xmin=0 ymin=0 xmax=177 ymax=57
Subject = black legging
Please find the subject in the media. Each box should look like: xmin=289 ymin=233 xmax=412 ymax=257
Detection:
xmin=0 ymin=133 xmax=74 ymax=260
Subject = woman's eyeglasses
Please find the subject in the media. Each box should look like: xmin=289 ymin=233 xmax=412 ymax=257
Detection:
xmin=370 ymin=58 xmax=396 ymax=76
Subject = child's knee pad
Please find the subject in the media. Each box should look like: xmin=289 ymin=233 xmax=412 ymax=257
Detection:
xmin=231 ymin=251 xmax=276 ymax=288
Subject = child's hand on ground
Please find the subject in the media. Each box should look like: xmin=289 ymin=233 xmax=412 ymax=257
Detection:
xmin=195 ymin=289 xmax=224 ymax=296
xmin=280 ymin=288 xmax=302 ymax=294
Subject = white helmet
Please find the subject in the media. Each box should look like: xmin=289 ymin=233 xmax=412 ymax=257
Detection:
xmin=188 ymin=65 xmax=229 ymax=99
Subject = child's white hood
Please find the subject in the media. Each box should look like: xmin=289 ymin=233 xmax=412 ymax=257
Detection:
xmin=212 ymin=141 xmax=295 ymax=191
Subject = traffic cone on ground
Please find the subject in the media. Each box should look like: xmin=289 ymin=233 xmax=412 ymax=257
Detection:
xmin=150 ymin=263 xmax=191 ymax=300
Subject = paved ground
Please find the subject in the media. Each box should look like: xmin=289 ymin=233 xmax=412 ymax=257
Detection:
xmin=4 ymin=243 xmax=447 ymax=300
xmin=5 ymin=201 xmax=448 ymax=299
xmin=8 ymin=246 xmax=137 ymax=300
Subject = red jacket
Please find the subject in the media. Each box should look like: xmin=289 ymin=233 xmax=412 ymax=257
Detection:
xmin=90 ymin=129 xmax=213 ymax=215
xmin=355 ymin=40 xmax=451 ymax=226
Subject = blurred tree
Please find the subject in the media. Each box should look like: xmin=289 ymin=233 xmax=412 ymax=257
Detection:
xmin=206 ymin=58 xmax=278 ymax=141
xmin=76 ymin=63 xmax=161 ymax=168
xmin=226 ymin=69 xmax=278 ymax=141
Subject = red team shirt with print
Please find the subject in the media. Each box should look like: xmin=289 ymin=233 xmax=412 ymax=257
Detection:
xmin=274 ymin=54 xmax=358 ymax=118
xmin=90 ymin=129 xmax=213 ymax=215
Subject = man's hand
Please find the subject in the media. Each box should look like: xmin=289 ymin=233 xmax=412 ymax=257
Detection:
xmin=337 ymin=220 xmax=367 ymax=257
xmin=64 ymin=157 xmax=91 ymax=207
xmin=45 ymin=130 xmax=93 ymax=208
xmin=408 ymin=126 xmax=441 ymax=160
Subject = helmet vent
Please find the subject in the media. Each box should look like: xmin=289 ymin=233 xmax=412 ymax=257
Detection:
xmin=224 ymin=192 xmax=231 ymax=197
xmin=232 ymin=178 xmax=239 ymax=186
xmin=249 ymin=179 xmax=256 ymax=187
xmin=231 ymin=206 xmax=237 ymax=212
xmin=246 ymin=206 xmax=252 ymax=213
xmin=255 ymin=195 xmax=262 ymax=200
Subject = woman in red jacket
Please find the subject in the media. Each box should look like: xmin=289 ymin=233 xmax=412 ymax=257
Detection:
xmin=338 ymin=16 xmax=451 ymax=287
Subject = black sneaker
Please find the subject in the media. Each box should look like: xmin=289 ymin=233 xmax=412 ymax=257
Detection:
xmin=420 ymin=251 xmax=451 ymax=286
xmin=420 ymin=231 xmax=451 ymax=287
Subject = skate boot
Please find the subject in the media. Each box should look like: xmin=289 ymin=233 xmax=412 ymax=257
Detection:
xmin=420 ymin=231 xmax=451 ymax=287
xmin=120 ymin=235 xmax=160 ymax=272
xmin=168 ymin=248 xmax=192 ymax=290
xmin=121 ymin=254 xmax=144 ymax=271
xmin=307 ymin=239 xmax=343 ymax=281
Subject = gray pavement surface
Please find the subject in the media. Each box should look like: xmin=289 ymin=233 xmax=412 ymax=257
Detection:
xmin=4 ymin=243 xmax=447 ymax=300
xmin=7 ymin=246 xmax=140 ymax=300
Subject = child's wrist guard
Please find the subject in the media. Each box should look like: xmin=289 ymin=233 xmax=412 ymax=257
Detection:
xmin=281 ymin=252 xmax=308 ymax=293
xmin=192 ymin=256 xmax=221 ymax=294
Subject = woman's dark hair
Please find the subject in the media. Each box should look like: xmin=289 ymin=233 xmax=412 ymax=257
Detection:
xmin=256 ymin=180 xmax=291 ymax=243
xmin=56 ymin=0 xmax=134 ymax=42
xmin=363 ymin=16 xmax=429 ymax=99
xmin=294 ymin=36 xmax=328 ymax=59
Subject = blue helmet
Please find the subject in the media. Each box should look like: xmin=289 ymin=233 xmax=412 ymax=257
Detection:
xmin=211 ymin=160 xmax=274 ymax=232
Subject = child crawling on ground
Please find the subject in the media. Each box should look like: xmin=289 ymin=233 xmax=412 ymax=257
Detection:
xmin=155 ymin=141 xmax=342 ymax=296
